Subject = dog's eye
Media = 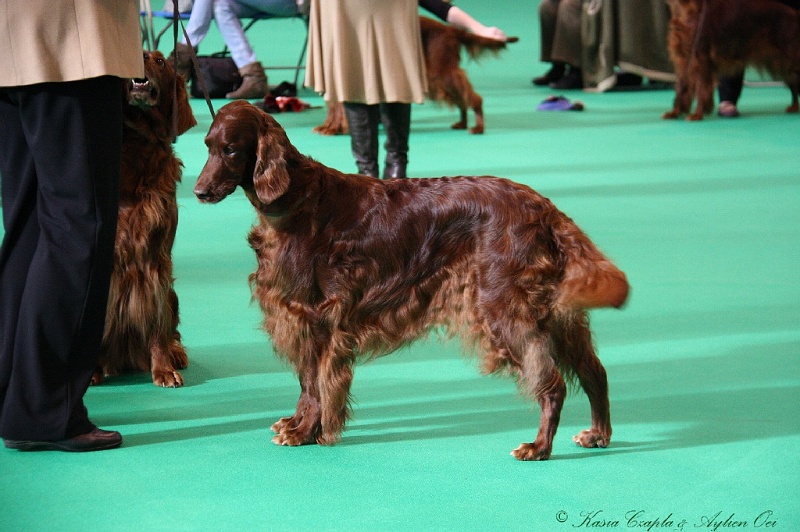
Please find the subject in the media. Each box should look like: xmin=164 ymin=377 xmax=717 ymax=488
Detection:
xmin=224 ymin=145 xmax=236 ymax=156
xmin=156 ymin=58 xmax=165 ymax=67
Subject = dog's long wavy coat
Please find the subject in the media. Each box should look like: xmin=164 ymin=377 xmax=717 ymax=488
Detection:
xmin=95 ymin=51 xmax=196 ymax=387
xmin=194 ymin=101 xmax=629 ymax=460
xmin=663 ymin=0 xmax=800 ymax=120
xmin=313 ymin=17 xmax=518 ymax=136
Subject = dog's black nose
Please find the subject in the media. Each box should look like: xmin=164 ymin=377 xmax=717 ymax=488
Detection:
xmin=194 ymin=187 xmax=210 ymax=201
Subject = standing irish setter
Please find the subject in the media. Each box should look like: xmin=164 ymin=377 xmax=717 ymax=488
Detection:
xmin=663 ymin=0 xmax=800 ymax=120
xmin=194 ymin=101 xmax=629 ymax=460
xmin=95 ymin=51 xmax=196 ymax=387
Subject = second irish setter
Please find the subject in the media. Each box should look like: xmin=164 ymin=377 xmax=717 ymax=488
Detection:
xmin=194 ymin=101 xmax=629 ymax=460
xmin=94 ymin=51 xmax=196 ymax=387
xmin=314 ymin=17 xmax=518 ymax=136
xmin=663 ymin=0 xmax=800 ymax=120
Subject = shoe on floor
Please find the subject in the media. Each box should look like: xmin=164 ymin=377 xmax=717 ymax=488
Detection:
xmin=718 ymin=100 xmax=740 ymax=118
xmin=532 ymin=63 xmax=566 ymax=86
xmin=4 ymin=427 xmax=122 ymax=452
xmin=549 ymin=67 xmax=583 ymax=90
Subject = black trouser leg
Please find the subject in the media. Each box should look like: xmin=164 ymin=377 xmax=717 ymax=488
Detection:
xmin=343 ymin=102 xmax=379 ymax=177
xmin=718 ymin=72 xmax=744 ymax=104
xmin=0 ymin=77 xmax=123 ymax=441
xmin=380 ymin=102 xmax=411 ymax=179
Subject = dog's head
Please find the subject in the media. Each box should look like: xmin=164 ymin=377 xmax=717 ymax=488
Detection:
xmin=125 ymin=50 xmax=196 ymax=139
xmin=194 ymin=100 xmax=291 ymax=206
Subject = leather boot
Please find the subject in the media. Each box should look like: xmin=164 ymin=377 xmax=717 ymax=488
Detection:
xmin=169 ymin=42 xmax=194 ymax=80
xmin=344 ymin=102 xmax=380 ymax=177
xmin=226 ymin=62 xmax=268 ymax=99
xmin=381 ymin=103 xmax=411 ymax=179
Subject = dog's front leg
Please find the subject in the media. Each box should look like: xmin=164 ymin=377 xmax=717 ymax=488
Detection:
xmin=150 ymin=334 xmax=184 ymax=388
xmin=316 ymin=343 xmax=355 ymax=445
xmin=271 ymin=369 xmax=323 ymax=446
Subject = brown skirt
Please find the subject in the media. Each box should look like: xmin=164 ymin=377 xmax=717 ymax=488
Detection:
xmin=305 ymin=0 xmax=428 ymax=104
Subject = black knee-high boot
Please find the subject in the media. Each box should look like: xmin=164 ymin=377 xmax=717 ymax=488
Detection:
xmin=343 ymin=102 xmax=380 ymax=177
xmin=380 ymin=102 xmax=411 ymax=179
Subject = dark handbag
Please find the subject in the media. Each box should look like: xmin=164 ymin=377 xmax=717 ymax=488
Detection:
xmin=190 ymin=53 xmax=241 ymax=99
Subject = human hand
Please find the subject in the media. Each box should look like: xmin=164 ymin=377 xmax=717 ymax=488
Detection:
xmin=476 ymin=26 xmax=508 ymax=41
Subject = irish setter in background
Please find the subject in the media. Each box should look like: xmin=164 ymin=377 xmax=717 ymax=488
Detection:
xmin=194 ymin=101 xmax=629 ymax=460
xmin=313 ymin=17 xmax=518 ymax=136
xmin=94 ymin=51 xmax=196 ymax=388
xmin=663 ymin=0 xmax=800 ymax=120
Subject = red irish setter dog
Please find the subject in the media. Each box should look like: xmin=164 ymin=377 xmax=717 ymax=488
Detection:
xmin=314 ymin=17 xmax=518 ymax=136
xmin=94 ymin=51 xmax=196 ymax=387
xmin=194 ymin=101 xmax=629 ymax=460
xmin=663 ymin=0 xmax=800 ymax=120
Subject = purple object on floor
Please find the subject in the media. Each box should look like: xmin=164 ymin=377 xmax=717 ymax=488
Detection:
xmin=537 ymin=95 xmax=584 ymax=111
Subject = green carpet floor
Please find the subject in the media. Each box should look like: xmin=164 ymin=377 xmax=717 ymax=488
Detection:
xmin=2 ymin=2 xmax=799 ymax=530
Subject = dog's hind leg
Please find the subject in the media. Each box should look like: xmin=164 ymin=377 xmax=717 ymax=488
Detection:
xmin=168 ymin=288 xmax=188 ymax=371
xmin=150 ymin=288 xmax=185 ymax=387
xmin=512 ymin=362 xmax=566 ymax=461
xmin=554 ymin=311 xmax=612 ymax=449
xmin=510 ymin=336 xmax=567 ymax=461
xmin=467 ymin=92 xmax=484 ymax=135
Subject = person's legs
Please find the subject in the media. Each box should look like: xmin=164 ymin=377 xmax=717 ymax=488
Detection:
xmin=0 ymin=78 xmax=123 ymax=444
xmin=172 ymin=0 xmax=218 ymax=78
xmin=180 ymin=0 xmax=216 ymax=46
xmin=533 ymin=0 xmax=565 ymax=85
xmin=549 ymin=0 xmax=583 ymax=89
xmin=213 ymin=0 xmax=298 ymax=98
xmin=216 ymin=0 xmax=297 ymax=67
xmin=343 ymin=102 xmax=380 ymax=178
xmin=380 ymin=102 xmax=411 ymax=179
xmin=718 ymin=71 xmax=744 ymax=117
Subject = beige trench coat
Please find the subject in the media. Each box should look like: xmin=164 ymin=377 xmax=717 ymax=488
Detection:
xmin=0 ymin=0 xmax=144 ymax=87
xmin=305 ymin=0 xmax=428 ymax=104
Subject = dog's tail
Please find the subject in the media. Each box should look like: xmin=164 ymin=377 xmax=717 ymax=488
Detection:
xmin=455 ymin=29 xmax=519 ymax=61
xmin=554 ymin=219 xmax=629 ymax=310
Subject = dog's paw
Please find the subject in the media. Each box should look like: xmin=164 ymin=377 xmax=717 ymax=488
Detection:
xmin=662 ymin=110 xmax=680 ymax=120
xmin=271 ymin=427 xmax=315 ymax=446
xmin=90 ymin=370 xmax=105 ymax=386
xmin=511 ymin=442 xmax=552 ymax=461
xmin=573 ymin=429 xmax=610 ymax=449
xmin=315 ymin=431 xmax=341 ymax=446
xmin=270 ymin=416 xmax=294 ymax=434
xmin=270 ymin=415 xmax=321 ymax=446
xmin=153 ymin=369 xmax=184 ymax=388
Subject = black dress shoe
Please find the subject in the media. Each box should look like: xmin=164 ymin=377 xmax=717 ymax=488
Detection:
xmin=4 ymin=427 xmax=122 ymax=452
xmin=549 ymin=67 xmax=583 ymax=90
xmin=532 ymin=63 xmax=566 ymax=86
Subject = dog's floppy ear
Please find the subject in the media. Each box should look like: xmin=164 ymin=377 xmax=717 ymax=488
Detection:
xmin=252 ymin=113 xmax=291 ymax=205
xmin=171 ymin=76 xmax=197 ymax=138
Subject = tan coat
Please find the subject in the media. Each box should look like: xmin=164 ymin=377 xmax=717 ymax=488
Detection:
xmin=305 ymin=0 xmax=427 ymax=105
xmin=0 ymin=0 xmax=144 ymax=87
